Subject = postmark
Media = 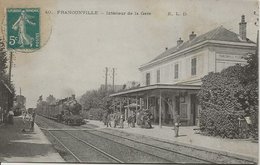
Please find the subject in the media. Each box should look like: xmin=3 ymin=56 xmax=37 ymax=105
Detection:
xmin=6 ymin=8 xmax=40 ymax=50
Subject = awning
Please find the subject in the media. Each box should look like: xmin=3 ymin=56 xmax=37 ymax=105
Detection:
xmin=110 ymin=84 xmax=201 ymax=97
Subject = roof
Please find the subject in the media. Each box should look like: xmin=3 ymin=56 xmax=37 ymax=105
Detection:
xmin=148 ymin=26 xmax=255 ymax=63
xmin=100 ymin=84 xmax=124 ymax=92
xmin=110 ymin=84 xmax=201 ymax=97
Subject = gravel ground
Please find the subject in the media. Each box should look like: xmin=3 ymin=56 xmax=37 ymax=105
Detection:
xmin=67 ymin=130 xmax=170 ymax=163
xmin=87 ymin=130 xmax=207 ymax=163
xmin=35 ymin=115 xmax=99 ymax=162
xmin=50 ymin=130 xmax=118 ymax=163
xmin=35 ymin=115 xmax=256 ymax=164
xmin=40 ymin=129 xmax=79 ymax=162
xmin=100 ymin=128 xmax=256 ymax=164
xmin=36 ymin=116 xmax=169 ymax=163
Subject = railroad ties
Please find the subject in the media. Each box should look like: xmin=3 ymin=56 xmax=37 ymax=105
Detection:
xmin=36 ymin=115 xmax=257 ymax=164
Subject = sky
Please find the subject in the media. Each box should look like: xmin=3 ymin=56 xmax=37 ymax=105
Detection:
xmin=0 ymin=0 xmax=258 ymax=107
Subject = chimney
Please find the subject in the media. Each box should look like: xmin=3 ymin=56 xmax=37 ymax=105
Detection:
xmin=165 ymin=47 xmax=168 ymax=51
xmin=189 ymin=31 xmax=196 ymax=40
xmin=239 ymin=15 xmax=247 ymax=40
xmin=177 ymin=38 xmax=183 ymax=46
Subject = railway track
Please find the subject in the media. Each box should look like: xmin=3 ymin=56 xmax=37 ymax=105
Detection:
xmin=37 ymin=116 xmax=257 ymax=164
xmin=37 ymin=115 xmax=171 ymax=163
xmin=36 ymin=115 xmax=95 ymax=129
xmin=91 ymin=129 xmax=257 ymax=164
xmin=44 ymin=128 xmax=123 ymax=163
xmin=82 ymin=129 xmax=213 ymax=163
xmin=43 ymin=128 xmax=173 ymax=163
xmin=83 ymin=129 xmax=214 ymax=163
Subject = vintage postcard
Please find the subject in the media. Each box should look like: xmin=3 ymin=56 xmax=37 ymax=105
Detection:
xmin=0 ymin=0 xmax=258 ymax=164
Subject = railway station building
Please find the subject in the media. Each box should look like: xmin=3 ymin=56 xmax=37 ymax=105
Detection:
xmin=110 ymin=15 xmax=256 ymax=127
xmin=0 ymin=80 xmax=13 ymax=123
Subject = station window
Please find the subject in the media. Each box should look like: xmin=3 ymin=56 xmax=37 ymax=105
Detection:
xmin=174 ymin=64 xmax=179 ymax=79
xmin=156 ymin=69 xmax=160 ymax=83
xmin=146 ymin=73 xmax=150 ymax=86
xmin=191 ymin=58 xmax=197 ymax=76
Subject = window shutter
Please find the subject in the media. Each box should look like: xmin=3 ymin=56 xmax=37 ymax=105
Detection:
xmin=198 ymin=55 xmax=204 ymax=75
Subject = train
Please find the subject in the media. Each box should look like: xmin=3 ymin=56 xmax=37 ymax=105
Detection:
xmin=36 ymin=95 xmax=85 ymax=126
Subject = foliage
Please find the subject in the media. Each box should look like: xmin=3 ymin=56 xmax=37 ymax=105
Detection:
xmin=0 ymin=38 xmax=15 ymax=107
xmin=84 ymin=108 xmax=104 ymax=120
xmin=79 ymin=87 xmax=137 ymax=120
xmin=79 ymin=88 xmax=114 ymax=119
xmin=46 ymin=94 xmax=56 ymax=105
xmin=241 ymin=53 xmax=258 ymax=137
xmin=0 ymin=38 xmax=8 ymax=77
xmin=80 ymin=88 xmax=111 ymax=110
xmin=198 ymin=53 xmax=258 ymax=139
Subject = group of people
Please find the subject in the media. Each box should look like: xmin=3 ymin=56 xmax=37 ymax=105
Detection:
xmin=102 ymin=108 xmax=154 ymax=129
xmin=21 ymin=109 xmax=36 ymax=132
xmin=102 ymin=108 xmax=181 ymax=137
xmin=0 ymin=107 xmax=15 ymax=125
xmin=103 ymin=112 xmax=124 ymax=128
xmin=0 ymin=107 xmax=37 ymax=133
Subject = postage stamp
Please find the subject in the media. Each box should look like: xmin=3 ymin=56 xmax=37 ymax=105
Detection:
xmin=6 ymin=8 xmax=40 ymax=50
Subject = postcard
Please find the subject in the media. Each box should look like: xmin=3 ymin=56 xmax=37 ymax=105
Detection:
xmin=0 ymin=0 xmax=258 ymax=164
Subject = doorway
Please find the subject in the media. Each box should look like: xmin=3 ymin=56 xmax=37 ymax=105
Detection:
xmin=190 ymin=94 xmax=198 ymax=126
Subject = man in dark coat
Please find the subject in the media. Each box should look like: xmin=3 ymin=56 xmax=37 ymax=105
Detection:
xmin=174 ymin=114 xmax=180 ymax=137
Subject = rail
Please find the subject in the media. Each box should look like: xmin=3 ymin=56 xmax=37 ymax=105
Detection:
xmin=84 ymin=130 xmax=213 ymax=163
xmin=89 ymin=129 xmax=257 ymax=164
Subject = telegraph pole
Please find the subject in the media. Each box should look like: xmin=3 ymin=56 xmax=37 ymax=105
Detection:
xmin=8 ymin=51 xmax=13 ymax=83
xmin=112 ymin=68 xmax=115 ymax=92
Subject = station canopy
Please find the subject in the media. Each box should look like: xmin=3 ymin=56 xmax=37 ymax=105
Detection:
xmin=110 ymin=84 xmax=201 ymax=98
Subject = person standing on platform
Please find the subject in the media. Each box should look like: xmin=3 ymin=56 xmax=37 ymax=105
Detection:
xmin=132 ymin=112 xmax=136 ymax=128
xmin=30 ymin=109 xmax=36 ymax=131
xmin=119 ymin=114 xmax=124 ymax=128
xmin=21 ymin=111 xmax=29 ymax=132
xmin=3 ymin=109 xmax=8 ymax=124
xmin=107 ymin=113 xmax=112 ymax=127
xmin=8 ymin=110 xmax=14 ymax=125
xmin=147 ymin=110 xmax=153 ymax=128
xmin=174 ymin=114 xmax=180 ymax=137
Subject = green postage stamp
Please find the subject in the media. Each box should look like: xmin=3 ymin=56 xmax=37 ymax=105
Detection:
xmin=6 ymin=8 xmax=40 ymax=50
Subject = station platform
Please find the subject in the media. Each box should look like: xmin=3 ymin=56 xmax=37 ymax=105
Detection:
xmin=86 ymin=119 xmax=259 ymax=162
xmin=0 ymin=116 xmax=64 ymax=162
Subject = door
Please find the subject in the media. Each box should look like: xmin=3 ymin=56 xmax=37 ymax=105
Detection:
xmin=190 ymin=94 xmax=198 ymax=126
xmin=175 ymin=96 xmax=180 ymax=115
xmin=164 ymin=100 xmax=170 ymax=124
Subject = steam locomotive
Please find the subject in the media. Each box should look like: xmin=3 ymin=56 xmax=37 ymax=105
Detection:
xmin=36 ymin=95 xmax=85 ymax=126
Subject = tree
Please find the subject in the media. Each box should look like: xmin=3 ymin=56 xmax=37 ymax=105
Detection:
xmin=198 ymin=53 xmax=258 ymax=139
xmin=0 ymin=38 xmax=15 ymax=93
xmin=198 ymin=65 xmax=245 ymax=138
xmin=46 ymin=95 xmax=56 ymax=105
xmin=0 ymin=38 xmax=8 ymax=78
xmin=240 ymin=53 xmax=258 ymax=137
xmin=0 ymin=38 xmax=15 ymax=113
xmin=79 ymin=88 xmax=110 ymax=119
